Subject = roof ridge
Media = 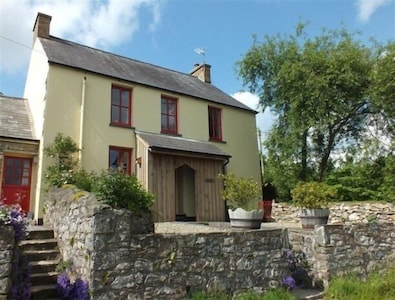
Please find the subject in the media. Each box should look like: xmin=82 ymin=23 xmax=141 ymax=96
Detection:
xmin=45 ymin=35 xmax=197 ymax=79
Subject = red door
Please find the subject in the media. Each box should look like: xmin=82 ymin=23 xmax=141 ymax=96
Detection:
xmin=1 ymin=156 xmax=32 ymax=212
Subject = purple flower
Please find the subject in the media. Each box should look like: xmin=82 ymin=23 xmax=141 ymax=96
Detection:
xmin=57 ymin=272 xmax=89 ymax=299
xmin=282 ymin=276 xmax=296 ymax=290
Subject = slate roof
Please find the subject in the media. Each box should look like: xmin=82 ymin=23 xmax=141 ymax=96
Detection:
xmin=40 ymin=36 xmax=255 ymax=113
xmin=136 ymin=131 xmax=231 ymax=159
xmin=0 ymin=96 xmax=36 ymax=140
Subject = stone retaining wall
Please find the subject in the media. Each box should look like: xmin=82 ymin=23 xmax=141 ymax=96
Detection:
xmin=0 ymin=225 xmax=14 ymax=300
xmin=273 ymin=201 xmax=395 ymax=224
xmin=44 ymin=188 xmax=288 ymax=299
xmin=287 ymin=223 xmax=395 ymax=288
xmin=41 ymin=188 xmax=395 ymax=299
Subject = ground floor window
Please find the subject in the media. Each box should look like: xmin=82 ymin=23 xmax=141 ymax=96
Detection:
xmin=109 ymin=146 xmax=132 ymax=174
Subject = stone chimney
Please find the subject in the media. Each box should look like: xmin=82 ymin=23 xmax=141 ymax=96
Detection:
xmin=190 ymin=63 xmax=211 ymax=84
xmin=33 ymin=12 xmax=52 ymax=42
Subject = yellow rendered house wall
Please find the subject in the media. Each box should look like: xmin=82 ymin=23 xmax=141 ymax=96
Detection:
xmin=36 ymin=65 xmax=261 ymax=217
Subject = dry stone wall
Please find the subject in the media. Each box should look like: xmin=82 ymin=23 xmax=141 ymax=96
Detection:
xmin=273 ymin=201 xmax=395 ymax=224
xmin=286 ymin=223 xmax=395 ymax=288
xmin=0 ymin=225 xmax=14 ymax=300
xmin=41 ymin=188 xmax=395 ymax=299
xmin=44 ymin=188 xmax=288 ymax=299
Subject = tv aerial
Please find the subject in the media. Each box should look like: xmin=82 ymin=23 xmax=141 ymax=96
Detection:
xmin=194 ymin=47 xmax=206 ymax=63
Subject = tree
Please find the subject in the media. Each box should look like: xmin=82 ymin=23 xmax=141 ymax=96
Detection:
xmin=368 ymin=42 xmax=395 ymax=148
xmin=237 ymin=24 xmax=390 ymax=190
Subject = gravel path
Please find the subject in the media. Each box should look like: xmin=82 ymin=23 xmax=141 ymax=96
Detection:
xmin=154 ymin=221 xmax=301 ymax=234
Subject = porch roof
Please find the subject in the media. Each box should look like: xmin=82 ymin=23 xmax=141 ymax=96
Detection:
xmin=0 ymin=96 xmax=36 ymax=140
xmin=136 ymin=131 xmax=231 ymax=160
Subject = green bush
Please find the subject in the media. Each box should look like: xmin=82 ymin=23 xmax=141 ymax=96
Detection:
xmin=291 ymin=181 xmax=337 ymax=209
xmin=219 ymin=173 xmax=261 ymax=210
xmin=43 ymin=133 xmax=80 ymax=188
xmin=73 ymin=169 xmax=96 ymax=192
xmin=92 ymin=170 xmax=154 ymax=213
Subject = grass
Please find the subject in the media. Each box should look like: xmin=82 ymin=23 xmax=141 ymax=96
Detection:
xmin=189 ymin=288 xmax=297 ymax=300
xmin=325 ymin=264 xmax=395 ymax=300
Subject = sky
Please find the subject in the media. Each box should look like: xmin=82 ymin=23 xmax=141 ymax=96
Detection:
xmin=1 ymin=0 xmax=394 ymax=137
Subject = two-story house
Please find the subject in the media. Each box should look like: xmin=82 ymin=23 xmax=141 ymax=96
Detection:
xmin=22 ymin=12 xmax=261 ymax=223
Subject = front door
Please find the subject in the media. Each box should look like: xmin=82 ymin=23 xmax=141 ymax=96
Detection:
xmin=2 ymin=156 xmax=32 ymax=212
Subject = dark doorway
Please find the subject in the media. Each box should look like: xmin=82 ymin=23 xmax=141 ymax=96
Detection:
xmin=175 ymin=164 xmax=196 ymax=221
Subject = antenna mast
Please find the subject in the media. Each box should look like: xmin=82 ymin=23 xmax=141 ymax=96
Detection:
xmin=194 ymin=47 xmax=206 ymax=64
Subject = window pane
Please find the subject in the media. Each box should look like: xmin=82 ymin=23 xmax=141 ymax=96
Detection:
xmin=161 ymin=115 xmax=167 ymax=130
xmin=112 ymin=107 xmax=119 ymax=123
xmin=109 ymin=150 xmax=119 ymax=169
xmin=121 ymin=107 xmax=129 ymax=124
xmin=112 ymin=89 xmax=120 ymax=105
xmin=15 ymin=159 xmax=22 ymax=168
xmin=23 ymin=160 xmax=30 ymax=168
xmin=22 ymin=178 xmax=29 ymax=186
xmin=121 ymin=91 xmax=129 ymax=106
xmin=161 ymin=99 xmax=167 ymax=112
xmin=169 ymin=101 xmax=175 ymax=115
xmin=169 ymin=116 xmax=176 ymax=131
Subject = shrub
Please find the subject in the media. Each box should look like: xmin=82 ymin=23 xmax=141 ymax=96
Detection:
xmin=291 ymin=181 xmax=336 ymax=209
xmin=283 ymin=249 xmax=312 ymax=289
xmin=73 ymin=169 xmax=96 ymax=192
xmin=219 ymin=173 xmax=261 ymax=210
xmin=43 ymin=133 xmax=80 ymax=188
xmin=0 ymin=201 xmax=31 ymax=299
xmin=57 ymin=272 xmax=89 ymax=300
xmin=92 ymin=170 xmax=154 ymax=213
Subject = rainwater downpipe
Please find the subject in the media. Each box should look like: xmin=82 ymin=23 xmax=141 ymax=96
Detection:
xmin=79 ymin=76 xmax=87 ymax=164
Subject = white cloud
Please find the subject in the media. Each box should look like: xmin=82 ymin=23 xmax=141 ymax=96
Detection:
xmin=355 ymin=0 xmax=393 ymax=22
xmin=232 ymin=91 xmax=276 ymax=137
xmin=0 ymin=0 xmax=163 ymax=74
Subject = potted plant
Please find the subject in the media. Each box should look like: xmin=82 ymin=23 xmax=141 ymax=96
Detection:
xmin=291 ymin=181 xmax=336 ymax=229
xmin=219 ymin=173 xmax=262 ymax=229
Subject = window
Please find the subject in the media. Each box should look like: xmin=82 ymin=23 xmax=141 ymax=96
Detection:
xmin=208 ymin=106 xmax=222 ymax=141
xmin=109 ymin=146 xmax=132 ymax=174
xmin=111 ymin=85 xmax=131 ymax=126
xmin=161 ymin=96 xmax=178 ymax=134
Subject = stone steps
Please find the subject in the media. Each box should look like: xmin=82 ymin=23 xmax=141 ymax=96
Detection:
xmin=23 ymin=226 xmax=60 ymax=300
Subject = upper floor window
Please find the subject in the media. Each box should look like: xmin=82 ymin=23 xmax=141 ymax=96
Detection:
xmin=111 ymin=85 xmax=131 ymax=127
xmin=109 ymin=146 xmax=132 ymax=174
xmin=208 ymin=106 xmax=222 ymax=141
xmin=161 ymin=95 xmax=178 ymax=134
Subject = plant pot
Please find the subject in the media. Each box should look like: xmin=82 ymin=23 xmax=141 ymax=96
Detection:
xmin=228 ymin=208 xmax=264 ymax=229
xmin=299 ymin=208 xmax=330 ymax=229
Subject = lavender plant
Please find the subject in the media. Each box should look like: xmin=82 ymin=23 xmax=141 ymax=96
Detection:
xmin=0 ymin=200 xmax=31 ymax=299
xmin=57 ymin=271 xmax=89 ymax=299
xmin=282 ymin=249 xmax=312 ymax=290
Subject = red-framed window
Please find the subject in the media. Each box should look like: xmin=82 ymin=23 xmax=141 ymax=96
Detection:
xmin=161 ymin=95 xmax=178 ymax=134
xmin=109 ymin=146 xmax=132 ymax=174
xmin=111 ymin=85 xmax=132 ymax=127
xmin=208 ymin=106 xmax=222 ymax=141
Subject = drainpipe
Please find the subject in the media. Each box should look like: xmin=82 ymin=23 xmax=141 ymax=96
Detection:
xmin=222 ymin=157 xmax=230 ymax=221
xmin=79 ymin=77 xmax=87 ymax=164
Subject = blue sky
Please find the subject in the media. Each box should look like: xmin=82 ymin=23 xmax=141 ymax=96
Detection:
xmin=1 ymin=0 xmax=394 ymax=135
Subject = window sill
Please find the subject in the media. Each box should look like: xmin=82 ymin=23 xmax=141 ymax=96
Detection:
xmin=109 ymin=123 xmax=135 ymax=130
xmin=161 ymin=131 xmax=182 ymax=137
xmin=209 ymin=138 xmax=227 ymax=144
